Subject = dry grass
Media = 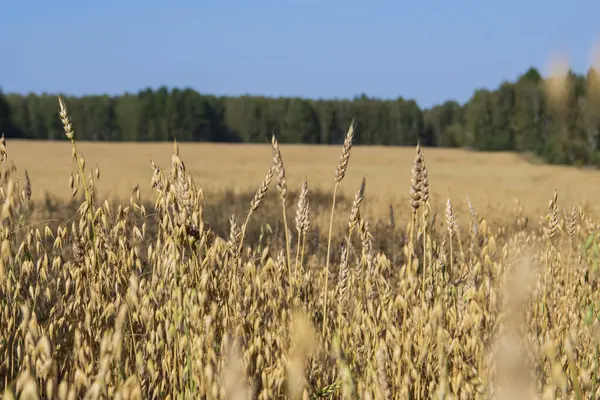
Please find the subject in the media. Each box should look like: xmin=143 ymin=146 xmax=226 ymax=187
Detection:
xmin=2 ymin=97 xmax=600 ymax=399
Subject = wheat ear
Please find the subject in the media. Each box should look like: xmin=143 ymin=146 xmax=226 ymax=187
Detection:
xmin=238 ymin=164 xmax=274 ymax=253
xmin=271 ymin=134 xmax=292 ymax=283
xmin=408 ymin=143 xmax=424 ymax=276
xmin=543 ymin=189 xmax=559 ymax=316
xmin=566 ymin=205 xmax=578 ymax=288
xmin=445 ymin=198 xmax=456 ymax=283
xmin=323 ymin=118 xmax=355 ymax=338
xmin=294 ymin=176 xmax=309 ymax=273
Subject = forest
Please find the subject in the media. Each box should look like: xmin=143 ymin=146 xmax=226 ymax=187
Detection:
xmin=1 ymin=66 xmax=600 ymax=166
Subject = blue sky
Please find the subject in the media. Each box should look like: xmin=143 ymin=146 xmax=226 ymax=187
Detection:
xmin=2 ymin=0 xmax=599 ymax=108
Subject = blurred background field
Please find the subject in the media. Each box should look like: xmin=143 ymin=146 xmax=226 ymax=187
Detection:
xmin=12 ymin=138 xmax=600 ymax=229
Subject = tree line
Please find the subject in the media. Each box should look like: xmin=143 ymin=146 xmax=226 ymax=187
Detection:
xmin=1 ymin=66 xmax=600 ymax=166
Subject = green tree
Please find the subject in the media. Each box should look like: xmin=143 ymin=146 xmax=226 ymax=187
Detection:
xmin=283 ymin=98 xmax=320 ymax=143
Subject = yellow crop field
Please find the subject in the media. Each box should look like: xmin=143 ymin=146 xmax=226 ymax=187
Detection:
xmin=8 ymin=139 xmax=600 ymax=224
xmin=3 ymin=107 xmax=600 ymax=398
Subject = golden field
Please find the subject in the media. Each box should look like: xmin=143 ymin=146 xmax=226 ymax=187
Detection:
xmin=8 ymin=139 xmax=600 ymax=228
xmin=2 ymin=103 xmax=600 ymax=399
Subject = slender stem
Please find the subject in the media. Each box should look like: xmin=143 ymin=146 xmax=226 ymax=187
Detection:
xmin=408 ymin=211 xmax=416 ymax=275
xmin=282 ymin=201 xmax=292 ymax=284
xmin=456 ymin=229 xmax=466 ymax=267
xmin=300 ymin=232 xmax=306 ymax=270
xmin=294 ymin=232 xmax=301 ymax=279
xmin=421 ymin=209 xmax=427 ymax=302
xmin=449 ymin=235 xmax=454 ymax=283
xmin=391 ymin=228 xmax=396 ymax=265
xmin=567 ymin=240 xmax=572 ymax=289
xmin=543 ymin=242 xmax=550 ymax=318
xmin=237 ymin=212 xmax=253 ymax=254
xmin=323 ymin=183 xmax=339 ymax=338
xmin=326 ymin=184 xmax=339 ymax=271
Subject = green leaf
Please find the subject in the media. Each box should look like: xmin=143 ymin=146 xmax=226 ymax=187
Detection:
xmin=584 ymin=306 xmax=594 ymax=326
xmin=584 ymin=234 xmax=595 ymax=251
xmin=593 ymin=241 xmax=599 ymax=257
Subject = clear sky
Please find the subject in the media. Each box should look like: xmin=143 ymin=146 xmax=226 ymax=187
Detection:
xmin=2 ymin=0 xmax=599 ymax=108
